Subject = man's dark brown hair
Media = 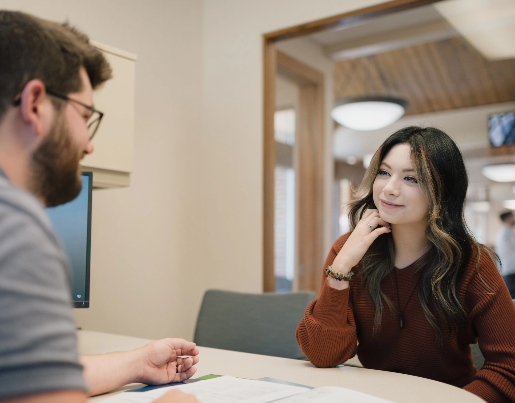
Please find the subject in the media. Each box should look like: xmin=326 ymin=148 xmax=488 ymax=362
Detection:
xmin=0 ymin=10 xmax=112 ymax=120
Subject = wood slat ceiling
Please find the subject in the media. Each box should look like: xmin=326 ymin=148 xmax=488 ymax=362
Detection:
xmin=333 ymin=37 xmax=515 ymax=116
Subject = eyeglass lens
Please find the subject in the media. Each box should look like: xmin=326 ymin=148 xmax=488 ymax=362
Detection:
xmin=87 ymin=114 xmax=102 ymax=140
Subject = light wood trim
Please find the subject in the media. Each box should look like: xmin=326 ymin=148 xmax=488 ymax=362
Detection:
xmin=263 ymin=0 xmax=444 ymax=43
xmin=264 ymin=51 xmax=325 ymax=293
xmin=263 ymin=41 xmax=277 ymax=293
xmin=296 ymin=84 xmax=325 ymax=293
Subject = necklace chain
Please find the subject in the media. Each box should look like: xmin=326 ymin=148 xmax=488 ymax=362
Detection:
xmin=392 ymin=268 xmax=421 ymax=329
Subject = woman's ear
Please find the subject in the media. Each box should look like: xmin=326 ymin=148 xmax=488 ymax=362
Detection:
xmin=18 ymin=79 xmax=53 ymax=138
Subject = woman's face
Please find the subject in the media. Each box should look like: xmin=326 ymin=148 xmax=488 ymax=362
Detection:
xmin=372 ymin=144 xmax=429 ymax=227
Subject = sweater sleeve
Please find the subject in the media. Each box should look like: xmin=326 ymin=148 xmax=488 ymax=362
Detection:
xmin=462 ymin=249 xmax=515 ymax=403
xmin=296 ymin=234 xmax=358 ymax=367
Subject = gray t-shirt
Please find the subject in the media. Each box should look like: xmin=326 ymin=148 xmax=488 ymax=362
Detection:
xmin=0 ymin=167 xmax=87 ymax=398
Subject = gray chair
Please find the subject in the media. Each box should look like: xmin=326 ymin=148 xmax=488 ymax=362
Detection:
xmin=193 ymin=289 xmax=316 ymax=359
xmin=470 ymin=298 xmax=515 ymax=371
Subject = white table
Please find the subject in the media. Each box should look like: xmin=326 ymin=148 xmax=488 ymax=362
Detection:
xmin=78 ymin=330 xmax=484 ymax=403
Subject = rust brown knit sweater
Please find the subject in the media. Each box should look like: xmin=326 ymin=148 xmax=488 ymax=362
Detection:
xmin=297 ymin=234 xmax=515 ymax=403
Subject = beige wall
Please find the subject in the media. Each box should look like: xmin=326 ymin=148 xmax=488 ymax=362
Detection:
xmin=0 ymin=0 xmax=204 ymax=340
xmin=0 ymin=0 xmax=388 ymax=341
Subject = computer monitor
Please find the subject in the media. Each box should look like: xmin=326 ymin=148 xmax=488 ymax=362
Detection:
xmin=46 ymin=172 xmax=92 ymax=308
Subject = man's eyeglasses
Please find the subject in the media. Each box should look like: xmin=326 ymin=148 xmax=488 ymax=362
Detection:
xmin=13 ymin=89 xmax=104 ymax=140
xmin=46 ymin=89 xmax=104 ymax=140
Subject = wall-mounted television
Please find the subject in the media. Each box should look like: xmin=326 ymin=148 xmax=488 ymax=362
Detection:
xmin=488 ymin=112 xmax=515 ymax=147
xmin=46 ymin=172 xmax=92 ymax=308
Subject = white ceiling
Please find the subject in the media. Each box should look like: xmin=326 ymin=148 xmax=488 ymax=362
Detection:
xmin=309 ymin=4 xmax=444 ymax=47
xmin=308 ymin=4 xmax=459 ymax=60
xmin=308 ymin=0 xmax=515 ymax=61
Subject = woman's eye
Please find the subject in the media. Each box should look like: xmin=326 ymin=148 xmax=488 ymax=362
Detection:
xmin=378 ymin=169 xmax=390 ymax=177
xmin=404 ymin=176 xmax=418 ymax=184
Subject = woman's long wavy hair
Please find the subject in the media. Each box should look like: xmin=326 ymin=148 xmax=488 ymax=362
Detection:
xmin=348 ymin=126 xmax=477 ymax=339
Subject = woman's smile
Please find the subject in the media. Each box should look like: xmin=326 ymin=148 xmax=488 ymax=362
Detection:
xmin=380 ymin=199 xmax=404 ymax=208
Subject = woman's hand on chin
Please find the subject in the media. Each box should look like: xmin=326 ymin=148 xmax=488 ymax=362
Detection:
xmin=332 ymin=209 xmax=391 ymax=274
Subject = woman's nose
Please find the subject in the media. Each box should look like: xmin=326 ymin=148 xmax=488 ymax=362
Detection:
xmin=383 ymin=177 xmax=400 ymax=196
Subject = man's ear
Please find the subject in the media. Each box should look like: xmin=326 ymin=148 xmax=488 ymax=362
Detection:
xmin=18 ymin=79 xmax=53 ymax=138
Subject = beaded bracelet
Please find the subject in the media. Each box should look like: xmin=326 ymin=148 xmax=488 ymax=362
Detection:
xmin=325 ymin=265 xmax=354 ymax=281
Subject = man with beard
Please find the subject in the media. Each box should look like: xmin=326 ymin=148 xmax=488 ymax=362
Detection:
xmin=0 ymin=11 xmax=199 ymax=403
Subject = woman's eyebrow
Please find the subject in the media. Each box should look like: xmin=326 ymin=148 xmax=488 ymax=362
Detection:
xmin=380 ymin=161 xmax=415 ymax=172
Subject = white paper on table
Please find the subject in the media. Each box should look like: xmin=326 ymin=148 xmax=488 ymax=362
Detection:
xmin=277 ymin=386 xmax=395 ymax=403
xmin=99 ymin=376 xmax=309 ymax=403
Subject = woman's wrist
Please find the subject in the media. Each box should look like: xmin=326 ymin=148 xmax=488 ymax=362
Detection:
xmin=327 ymin=276 xmax=350 ymax=290
xmin=326 ymin=265 xmax=354 ymax=281
xmin=330 ymin=258 xmax=353 ymax=273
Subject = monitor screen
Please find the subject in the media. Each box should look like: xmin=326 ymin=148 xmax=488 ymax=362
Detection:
xmin=46 ymin=172 xmax=92 ymax=308
xmin=488 ymin=112 xmax=515 ymax=147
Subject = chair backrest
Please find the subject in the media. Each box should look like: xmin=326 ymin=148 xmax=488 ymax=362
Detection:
xmin=470 ymin=298 xmax=515 ymax=371
xmin=194 ymin=289 xmax=317 ymax=359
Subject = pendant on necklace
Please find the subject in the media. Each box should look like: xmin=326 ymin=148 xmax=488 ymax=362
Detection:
xmin=399 ymin=315 xmax=404 ymax=329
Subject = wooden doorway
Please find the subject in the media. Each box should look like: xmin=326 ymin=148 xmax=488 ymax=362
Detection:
xmin=263 ymin=0 xmax=444 ymax=293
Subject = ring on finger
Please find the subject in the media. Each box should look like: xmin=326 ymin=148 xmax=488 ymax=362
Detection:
xmin=368 ymin=224 xmax=373 ymax=229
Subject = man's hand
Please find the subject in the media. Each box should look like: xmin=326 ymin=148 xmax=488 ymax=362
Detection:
xmin=154 ymin=390 xmax=199 ymax=403
xmin=80 ymin=338 xmax=200 ymax=396
xmin=136 ymin=338 xmax=200 ymax=385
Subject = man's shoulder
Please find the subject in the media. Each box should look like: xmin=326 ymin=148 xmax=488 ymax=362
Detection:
xmin=0 ymin=175 xmax=55 ymax=239
xmin=0 ymin=176 xmax=66 ymax=278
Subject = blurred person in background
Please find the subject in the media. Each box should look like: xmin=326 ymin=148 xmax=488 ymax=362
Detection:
xmin=495 ymin=211 xmax=515 ymax=298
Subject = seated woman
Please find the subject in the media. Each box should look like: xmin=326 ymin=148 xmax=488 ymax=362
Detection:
xmin=296 ymin=126 xmax=515 ymax=403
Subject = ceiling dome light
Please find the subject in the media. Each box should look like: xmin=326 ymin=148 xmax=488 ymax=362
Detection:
xmin=331 ymin=96 xmax=408 ymax=131
xmin=481 ymin=164 xmax=515 ymax=182
xmin=332 ymin=55 xmax=409 ymax=131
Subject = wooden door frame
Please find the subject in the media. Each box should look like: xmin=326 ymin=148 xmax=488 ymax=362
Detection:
xmin=263 ymin=0 xmax=444 ymax=292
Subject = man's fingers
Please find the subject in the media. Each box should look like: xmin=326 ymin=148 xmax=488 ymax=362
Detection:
xmin=177 ymin=365 xmax=197 ymax=382
xmin=174 ymin=347 xmax=200 ymax=358
xmin=179 ymin=357 xmax=193 ymax=371
xmin=190 ymin=355 xmax=200 ymax=365
xmin=176 ymin=355 xmax=199 ymax=373
xmin=181 ymin=348 xmax=200 ymax=357
xmin=164 ymin=339 xmax=197 ymax=352
xmin=158 ymin=390 xmax=199 ymax=403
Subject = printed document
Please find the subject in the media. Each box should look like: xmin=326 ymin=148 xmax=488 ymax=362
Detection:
xmin=277 ymin=386 xmax=394 ymax=403
xmin=99 ymin=376 xmax=308 ymax=403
